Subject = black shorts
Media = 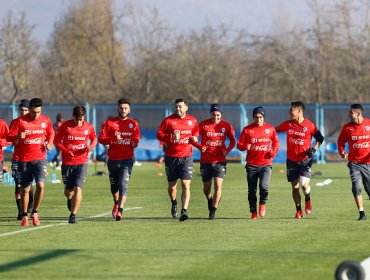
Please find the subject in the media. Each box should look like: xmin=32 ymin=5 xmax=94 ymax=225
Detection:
xmin=286 ymin=158 xmax=313 ymax=182
xmin=0 ymin=161 xmax=3 ymax=182
xmin=62 ymin=164 xmax=88 ymax=190
xmin=107 ymin=158 xmax=134 ymax=196
xmin=165 ymin=156 xmax=193 ymax=181
xmin=19 ymin=160 xmax=47 ymax=187
xmin=200 ymin=162 xmax=227 ymax=182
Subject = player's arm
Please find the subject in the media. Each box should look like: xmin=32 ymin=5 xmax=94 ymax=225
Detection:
xmin=0 ymin=122 xmax=10 ymax=148
xmin=337 ymin=127 xmax=348 ymax=159
xmin=156 ymin=119 xmax=171 ymax=143
xmin=131 ymin=121 xmax=140 ymax=148
xmin=270 ymin=128 xmax=280 ymax=158
xmin=87 ymin=126 xmax=98 ymax=152
xmin=237 ymin=128 xmax=249 ymax=151
xmin=6 ymin=119 xmax=21 ymax=142
xmin=98 ymin=121 xmax=114 ymax=145
xmin=45 ymin=119 xmax=55 ymax=150
xmin=307 ymin=130 xmax=324 ymax=158
xmin=225 ymin=125 xmax=236 ymax=154
xmin=53 ymin=123 xmax=70 ymax=154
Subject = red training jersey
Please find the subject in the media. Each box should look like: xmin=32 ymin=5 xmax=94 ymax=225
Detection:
xmin=193 ymin=119 xmax=236 ymax=163
xmin=237 ymin=123 xmax=279 ymax=166
xmin=98 ymin=116 xmax=140 ymax=160
xmin=54 ymin=119 xmax=97 ymax=165
xmin=6 ymin=114 xmax=54 ymax=162
xmin=0 ymin=119 xmax=9 ymax=162
xmin=157 ymin=113 xmax=199 ymax=158
xmin=277 ymin=118 xmax=318 ymax=162
xmin=337 ymin=118 xmax=370 ymax=164
xmin=9 ymin=118 xmax=20 ymax=161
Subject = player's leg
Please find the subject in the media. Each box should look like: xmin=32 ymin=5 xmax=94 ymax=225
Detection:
xmin=116 ymin=159 xmax=133 ymax=221
xmin=68 ymin=164 xmax=87 ymax=223
xmin=178 ymin=156 xmax=193 ymax=221
xmin=209 ymin=162 xmax=226 ymax=220
xmin=286 ymin=159 xmax=302 ymax=218
xmin=299 ymin=159 xmax=313 ymax=214
xmin=12 ymin=161 xmax=22 ymax=220
xmin=246 ymin=164 xmax=259 ymax=219
xmin=200 ymin=163 xmax=213 ymax=212
xmin=360 ymin=164 xmax=370 ymax=200
xmin=349 ymin=162 xmax=366 ymax=220
xmin=107 ymin=159 xmax=119 ymax=218
xmin=258 ymin=165 xmax=272 ymax=217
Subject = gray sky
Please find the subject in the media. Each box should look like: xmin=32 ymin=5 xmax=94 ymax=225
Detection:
xmin=0 ymin=0 xmax=337 ymax=42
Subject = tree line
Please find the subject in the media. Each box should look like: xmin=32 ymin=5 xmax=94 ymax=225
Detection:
xmin=0 ymin=0 xmax=369 ymax=105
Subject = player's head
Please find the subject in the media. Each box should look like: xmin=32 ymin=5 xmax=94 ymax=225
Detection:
xmin=18 ymin=99 xmax=29 ymax=116
xmin=210 ymin=104 xmax=222 ymax=124
xmin=56 ymin=113 xmax=63 ymax=122
xmin=252 ymin=106 xmax=265 ymax=126
xmin=73 ymin=105 xmax=86 ymax=126
xmin=349 ymin=103 xmax=363 ymax=123
xmin=175 ymin=98 xmax=188 ymax=118
xmin=117 ymin=98 xmax=130 ymax=119
xmin=29 ymin=98 xmax=43 ymax=120
xmin=289 ymin=101 xmax=305 ymax=120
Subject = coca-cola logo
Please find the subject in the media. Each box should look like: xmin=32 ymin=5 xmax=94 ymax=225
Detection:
xmin=353 ymin=142 xmax=369 ymax=148
xmin=289 ymin=138 xmax=304 ymax=145
xmin=206 ymin=140 xmax=223 ymax=147
xmin=68 ymin=143 xmax=86 ymax=150
xmin=250 ymin=144 xmax=268 ymax=151
xmin=115 ymin=139 xmax=131 ymax=145
xmin=24 ymin=138 xmax=42 ymax=144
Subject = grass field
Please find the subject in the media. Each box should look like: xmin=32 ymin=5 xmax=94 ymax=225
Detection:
xmin=0 ymin=161 xmax=369 ymax=279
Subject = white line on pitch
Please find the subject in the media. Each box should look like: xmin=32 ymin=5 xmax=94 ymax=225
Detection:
xmin=0 ymin=207 xmax=143 ymax=238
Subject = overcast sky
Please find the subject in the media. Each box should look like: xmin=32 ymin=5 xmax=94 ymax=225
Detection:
xmin=0 ymin=0 xmax=340 ymax=42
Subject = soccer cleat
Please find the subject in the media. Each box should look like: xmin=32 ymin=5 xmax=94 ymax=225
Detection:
xmin=295 ymin=210 xmax=303 ymax=219
xmin=21 ymin=216 xmax=29 ymax=227
xmin=179 ymin=209 xmax=188 ymax=221
xmin=358 ymin=212 xmax=367 ymax=221
xmin=171 ymin=203 xmax=178 ymax=218
xmin=305 ymin=200 xmax=312 ymax=215
xmin=31 ymin=213 xmax=40 ymax=226
xmin=68 ymin=215 xmax=77 ymax=224
xmin=116 ymin=212 xmax=122 ymax=221
xmin=112 ymin=204 xmax=118 ymax=219
xmin=259 ymin=204 xmax=266 ymax=217
xmin=251 ymin=212 xmax=258 ymax=220
xmin=209 ymin=211 xmax=215 ymax=220
xmin=67 ymin=199 xmax=72 ymax=212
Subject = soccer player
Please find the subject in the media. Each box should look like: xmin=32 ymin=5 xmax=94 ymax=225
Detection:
xmin=0 ymin=116 xmax=10 ymax=183
xmin=10 ymin=99 xmax=34 ymax=220
xmin=54 ymin=105 xmax=97 ymax=224
xmin=237 ymin=106 xmax=279 ymax=219
xmin=7 ymin=98 xmax=55 ymax=226
xmin=157 ymin=98 xmax=199 ymax=221
xmin=193 ymin=104 xmax=236 ymax=220
xmin=51 ymin=113 xmax=63 ymax=170
xmin=276 ymin=101 xmax=324 ymax=219
xmin=337 ymin=104 xmax=370 ymax=221
xmin=98 ymin=98 xmax=140 ymax=221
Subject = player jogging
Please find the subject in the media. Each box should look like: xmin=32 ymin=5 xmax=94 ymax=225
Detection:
xmin=337 ymin=104 xmax=370 ymax=221
xmin=54 ymin=105 xmax=97 ymax=224
xmin=193 ymin=104 xmax=236 ymax=220
xmin=276 ymin=101 xmax=324 ymax=219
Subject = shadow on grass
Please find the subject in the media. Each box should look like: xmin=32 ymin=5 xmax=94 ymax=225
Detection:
xmin=0 ymin=249 xmax=78 ymax=273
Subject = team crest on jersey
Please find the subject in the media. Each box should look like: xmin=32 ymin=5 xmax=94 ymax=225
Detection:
xmin=303 ymin=127 xmax=307 ymax=132
xmin=41 ymin=123 xmax=46 ymax=128
xmin=365 ymin=126 xmax=370 ymax=131
xmin=188 ymin=120 xmax=192 ymax=126
xmin=84 ymin=130 xmax=89 ymax=135
xmin=265 ymin=129 xmax=270 ymax=134
xmin=129 ymin=123 xmax=133 ymax=129
xmin=222 ymin=128 xmax=225 ymax=133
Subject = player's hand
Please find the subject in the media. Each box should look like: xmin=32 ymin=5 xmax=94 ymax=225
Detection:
xmin=201 ymin=146 xmax=207 ymax=153
xmin=340 ymin=151 xmax=348 ymax=159
xmin=130 ymin=141 xmax=138 ymax=148
xmin=306 ymin=147 xmax=316 ymax=158
xmin=19 ymin=132 xmax=26 ymax=139
xmin=246 ymin=144 xmax=251 ymax=150
xmin=173 ymin=130 xmax=180 ymax=142
xmin=190 ymin=136 xmax=198 ymax=143
xmin=68 ymin=150 xmax=75 ymax=156
xmin=85 ymin=146 xmax=91 ymax=153
xmin=222 ymin=150 xmax=228 ymax=156
xmin=269 ymin=151 xmax=276 ymax=159
xmin=45 ymin=143 xmax=52 ymax=151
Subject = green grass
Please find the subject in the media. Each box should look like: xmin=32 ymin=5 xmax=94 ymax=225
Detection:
xmin=0 ymin=161 xmax=369 ymax=279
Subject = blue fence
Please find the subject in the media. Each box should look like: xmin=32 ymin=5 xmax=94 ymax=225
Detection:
xmin=2 ymin=102 xmax=369 ymax=163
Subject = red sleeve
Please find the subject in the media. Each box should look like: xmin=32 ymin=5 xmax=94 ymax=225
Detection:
xmin=98 ymin=120 xmax=113 ymax=145
xmin=0 ymin=121 xmax=9 ymax=147
xmin=88 ymin=125 xmax=97 ymax=151
xmin=237 ymin=128 xmax=248 ymax=151
xmin=337 ymin=127 xmax=347 ymax=155
xmin=192 ymin=121 xmax=200 ymax=138
xmin=6 ymin=118 xmax=20 ymax=142
xmin=156 ymin=119 xmax=171 ymax=143
xmin=45 ymin=119 xmax=55 ymax=145
xmin=225 ymin=124 xmax=236 ymax=153
xmin=271 ymin=128 xmax=280 ymax=156
xmin=54 ymin=123 xmax=69 ymax=153
xmin=132 ymin=121 xmax=140 ymax=147
xmin=276 ymin=121 xmax=288 ymax=132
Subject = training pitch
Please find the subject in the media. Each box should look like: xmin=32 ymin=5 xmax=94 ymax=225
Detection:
xmin=0 ymin=162 xmax=369 ymax=279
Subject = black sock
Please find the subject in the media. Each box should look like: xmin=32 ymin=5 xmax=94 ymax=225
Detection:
xmin=305 ymin=194 xmax=311 ymax=201
xmin=22 ymin=212 xmax=28 ymax=217
xmin=296 ymin=204 xmax=302 ymax=212
xmin=16 ymin=198 xmax=22 ymax=212
xmin=32 ymin=209 xmax=38 ymax=214
xmin=118 ymin=208 xmax=123 ymax=213
xmin=171 ymin=199 xmax=177 ymax=205
xmin=70 ymin=213 xmax=75 ymax=218
xmin=114 ymin=200 xmax=119 ymax=205
xmin=181 ymin=208 xmax=187 ymax=214
xmin=211 ymin=206 xmax=217 ymax=212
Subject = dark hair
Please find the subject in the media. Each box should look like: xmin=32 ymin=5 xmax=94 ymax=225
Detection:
xmin=291 ymin=101 xmax=305 ymax=111
xmin=117 ymin=98 xmax=130 ymax=105
xmin=73 ymin=106 xmax=86 ymax=117
xmin=56 ymin=113 xmax=63 ymax=121
xmin=351 ymin=104 xmax=363 ymax=112
xmin=175 ymin=98 xmax=188 ymax=105
xmin=29 ymin=98 xmax=43 ymax=108
xmin=19 ymin=99 xmax=29 ymax=109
